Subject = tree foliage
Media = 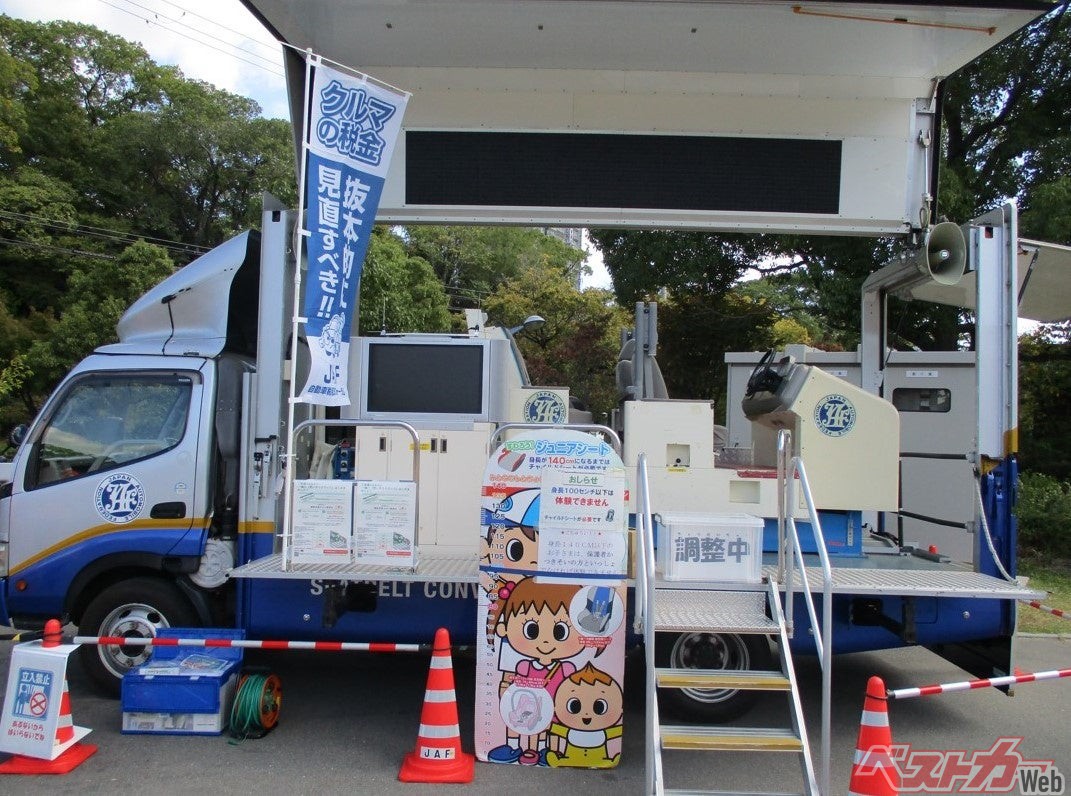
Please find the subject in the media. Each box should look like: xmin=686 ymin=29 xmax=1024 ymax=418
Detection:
xmin=588 ymin=3 xmax=1071 ymax=445
xmin=403 ymin=225 xmax=585 ymax=311
xmin=484 ymin=267 xmax=628 ymax=422
xmin=358 ymin=227 xmax=451 ymax=335
xmin=0 ymin=15 xmax=297 ymax=427
xmin=941 ymin=3 xmax=1071 ymax=229
xmin=1019 ymin=324 xmax=1071 ymax=478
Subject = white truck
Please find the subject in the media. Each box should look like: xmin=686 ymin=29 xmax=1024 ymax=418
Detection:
xmin=0 ymin=3 xmax=1062 ymax=752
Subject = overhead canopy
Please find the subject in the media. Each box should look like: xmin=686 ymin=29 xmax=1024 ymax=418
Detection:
xmin=243 ymin=0 xmax=1047 ymax=235
xmin=908 ymin=238 xmax=1071 ymax=323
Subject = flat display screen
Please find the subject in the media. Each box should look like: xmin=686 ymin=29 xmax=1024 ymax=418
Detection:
xmin=366 ymin=342 xmax=485 ymax=415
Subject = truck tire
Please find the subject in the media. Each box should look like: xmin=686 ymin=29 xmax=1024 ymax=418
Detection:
xmin=655 ymin=631 xmax=773 ymax=722
xmin=78 ymin=577 xmax=198 ymax=696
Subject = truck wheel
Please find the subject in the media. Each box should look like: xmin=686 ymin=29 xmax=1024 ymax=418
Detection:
xmin=78 ymin=577 xmax=198 ymax=696
xmin=655 ymin=631 xmax=773 ymax=722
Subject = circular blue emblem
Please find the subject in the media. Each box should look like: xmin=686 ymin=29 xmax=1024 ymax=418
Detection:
xmin=814 ymin=394 xmax=856 ymax=437
xmin=95 ymin=472 xmax=146 ymax=524
xmin=523 ymin=390 xmax=567 ymax=424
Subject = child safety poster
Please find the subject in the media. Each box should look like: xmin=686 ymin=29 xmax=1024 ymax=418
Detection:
xmin=476 ymin=429 xmax=628 ymax=768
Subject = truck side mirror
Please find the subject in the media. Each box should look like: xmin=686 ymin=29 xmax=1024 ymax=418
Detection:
xmin=9 ymin=424 xmax=26 ymax=447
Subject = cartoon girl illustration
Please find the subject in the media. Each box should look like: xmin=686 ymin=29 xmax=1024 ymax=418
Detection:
xmin=479 ymin=524 xmax=539 ymax=644
xmin=488 ymin=578 xmax=585 ymax=765
xmin=546 ymin=663 xmax=624 ymax=768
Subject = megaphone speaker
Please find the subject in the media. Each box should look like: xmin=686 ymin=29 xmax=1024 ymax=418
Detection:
xmin=921 ymin=221 xmax=967 ymax=286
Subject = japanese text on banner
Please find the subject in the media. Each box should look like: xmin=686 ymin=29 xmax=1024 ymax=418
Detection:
xmin=299 ymin=60 xmax=408 ymax=405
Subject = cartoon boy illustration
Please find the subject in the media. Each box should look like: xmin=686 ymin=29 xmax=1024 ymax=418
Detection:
xmin=488 ymin=578 xmax=585 ymax=765
xmin=546 ymin=663 xmax=624 ymax=768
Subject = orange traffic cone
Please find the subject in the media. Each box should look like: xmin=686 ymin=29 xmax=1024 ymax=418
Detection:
xmin=847 ymin=676 xmax=899 ymax=796
xmin=0 ymin=678 xmax=97 ymax=775
xmin=398 ymin=628 xmax=474 ymax=784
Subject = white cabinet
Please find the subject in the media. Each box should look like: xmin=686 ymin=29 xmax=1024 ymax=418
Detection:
xmin=355 ymin=424 xmax=490 ymax=554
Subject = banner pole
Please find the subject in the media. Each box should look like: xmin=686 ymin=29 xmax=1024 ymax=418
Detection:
xmin=280 ymin=48 xmax=317 ymax=570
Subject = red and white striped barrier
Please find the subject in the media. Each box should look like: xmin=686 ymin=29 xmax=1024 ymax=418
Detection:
xmin=1020 ymin=599 xmax=1071 ymax=621
xmin=887 ymin=667 xmax=1071 ymax=700
xmin=70 ymin=635 xmax=426 ymax=653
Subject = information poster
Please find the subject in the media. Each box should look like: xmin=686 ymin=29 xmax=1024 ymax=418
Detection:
xmin=538 ymin=469 xmax=628 ymax=583
xmin=476 ymin=430 xmax=628 ymax=769
xmin=353 ymin=479 xmax=417 ymax=568
xmin=291 ymin=479 xmax=353 ymax=564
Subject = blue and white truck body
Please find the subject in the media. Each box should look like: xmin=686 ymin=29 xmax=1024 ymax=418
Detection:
xmin=0 ymin=2 xmax=1062 ymax=718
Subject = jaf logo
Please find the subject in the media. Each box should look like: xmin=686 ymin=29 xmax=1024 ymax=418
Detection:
xmin=523 ymin=391 xmax=567 ymax=425
xmin=95 ymin=472 xmax=146 ymax=524
xmin=814 ymin=394 xmax=856 ymax=437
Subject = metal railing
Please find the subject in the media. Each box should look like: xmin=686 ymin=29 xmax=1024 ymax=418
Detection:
xmin=488 ymin=422 xmax=622 ymax=455
xmin=776 ymin=429 xmax=833 ymax=795
xmin=633 ymin=454 xmax=663 ymax=795
xmin=284 ymin=419 xmax=420 ymax=568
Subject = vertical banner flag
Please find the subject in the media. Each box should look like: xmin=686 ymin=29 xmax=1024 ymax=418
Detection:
xmin=299 ymin=58 xmax=408 ymax=405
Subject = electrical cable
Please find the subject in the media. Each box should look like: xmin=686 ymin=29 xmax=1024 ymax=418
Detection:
xmin=107 ymin=0 xmax=282 ymax=69
xmin=0 ymin=237 xmax=115 ymax=260
xmin=96 ymin=0 xmax=284 ymax=77
xmin=0 ymin=209 xmax=211 ymax=257
xmin=974 ymin=477 xmax=1016 ymax=583
xmin=155 ymin=0 xmax=282 ymax=56
xmin=228 ymin=671 xmax=282 ymax=741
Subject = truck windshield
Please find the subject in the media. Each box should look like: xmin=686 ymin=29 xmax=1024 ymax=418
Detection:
xmin=29 ymin=374 xmax=194 ymax=488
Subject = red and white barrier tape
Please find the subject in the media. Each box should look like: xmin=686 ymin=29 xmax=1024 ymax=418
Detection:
xmin=1020 ymin=599 xmax=1071 ymax=621
xmin=888 ymin=667 xmax=1071 ymax=700
xmin=71 ymin=635 xmax=426 ymax=653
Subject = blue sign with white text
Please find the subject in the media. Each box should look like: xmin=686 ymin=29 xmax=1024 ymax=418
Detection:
xmin=299 ymin=60 xmax=408 ymax=406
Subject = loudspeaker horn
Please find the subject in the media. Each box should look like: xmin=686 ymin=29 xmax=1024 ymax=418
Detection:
xmin=919 ymin=221 xmax=967 ymax=286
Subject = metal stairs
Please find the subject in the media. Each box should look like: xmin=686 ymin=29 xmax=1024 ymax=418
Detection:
xmin=648 ymin=579 xmax=817 ymax=796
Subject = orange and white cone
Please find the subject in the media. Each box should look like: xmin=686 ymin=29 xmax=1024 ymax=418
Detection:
xmin=0 ymin=677 xmax=97 ymax=775
xmin=398 ymin=628 xmax=474 ymax=784
xmin=847 ymin=676 xmax=899 ymax=796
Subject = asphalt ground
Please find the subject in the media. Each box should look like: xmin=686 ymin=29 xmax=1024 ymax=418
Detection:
xmin=0 ymin=630 xmax=1069 ymax=794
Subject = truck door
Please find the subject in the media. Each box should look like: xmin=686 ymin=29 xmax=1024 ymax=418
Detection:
xmin=4 ymin=368 xmax=207 ymax=619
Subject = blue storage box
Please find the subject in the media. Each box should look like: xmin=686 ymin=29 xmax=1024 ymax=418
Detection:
xmin=121 ymin=628 xmax=244 ymax=735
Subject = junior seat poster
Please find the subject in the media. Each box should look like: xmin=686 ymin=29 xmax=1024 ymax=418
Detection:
xmin=476 ymin=429 xmax=629 ymax=768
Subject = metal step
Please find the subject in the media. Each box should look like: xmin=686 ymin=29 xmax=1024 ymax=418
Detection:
xmin=656 ymin=667 xmax=791 ymax=691
xmin=654 ymin=588 xmax=777 ymax=634
xmin=661 ymin=725 xmax=803 ymax=753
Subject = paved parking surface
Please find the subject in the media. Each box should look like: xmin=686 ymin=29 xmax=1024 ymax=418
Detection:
xmin=1 ymin=631 xmax=1068 ymax=794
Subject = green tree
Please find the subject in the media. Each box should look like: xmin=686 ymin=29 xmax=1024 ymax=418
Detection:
xmin=0 ymin=16 xmax=168 ymax=186
xmin=404 ymin=226 xmax=584 ymax=309
xmin=1020 ymin=177 xmax=1071 ymax=245
xmin=484 ymin=268 xmax=628 ymax=421
xmin=91 ymin=76 xmax=295 ymax=246
xmin=17 ymin=241 xmax=175 ymax=415
xmin=1019 ymin=324 xmax=1071 ymax=478
xmin=0 ymin=17 xmax=297 ymax=429
xmin=0 ymin=39 xmax=32 ymax=166
xmin=0 ymin=167 xmax=81 ymax=312
xmin=941 ymin=3 xmax=1071 ymax=224
xmin=358 ymin=227 xmax=451 ymax=334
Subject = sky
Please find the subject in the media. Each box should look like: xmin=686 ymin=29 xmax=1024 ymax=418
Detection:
xmin=2 ymin=0 xmax=613 ymax=288
xmin=4 ymin=0 xmax=290 ymax=118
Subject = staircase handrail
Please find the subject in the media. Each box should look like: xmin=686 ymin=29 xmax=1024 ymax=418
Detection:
xmin=634 ymin=454 xmax=663 ymax=795
xmin=776 ymin=429 xmax=833 ymax=796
